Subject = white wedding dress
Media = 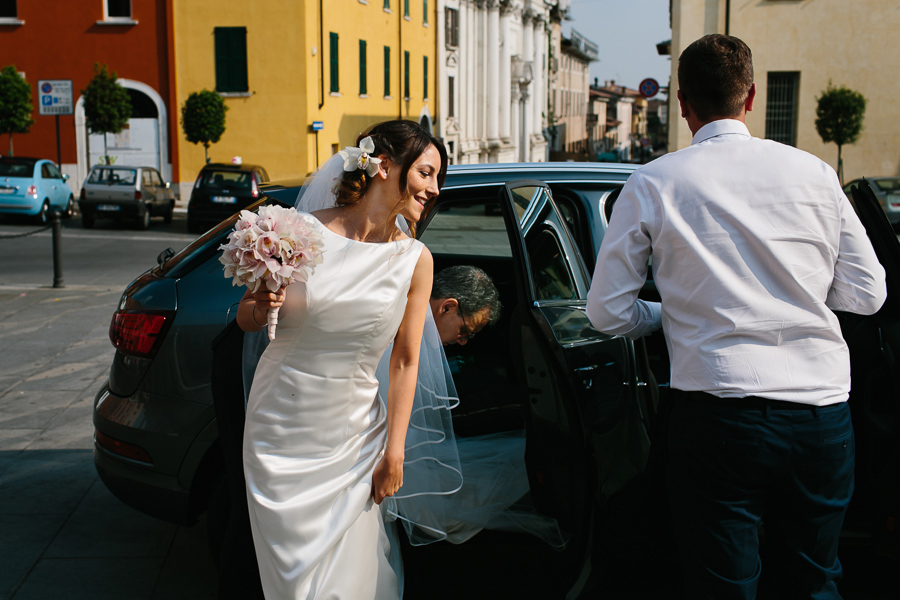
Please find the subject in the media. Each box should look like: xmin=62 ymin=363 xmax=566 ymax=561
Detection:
xmin=243 ymin=212 xmax=423 ymax=600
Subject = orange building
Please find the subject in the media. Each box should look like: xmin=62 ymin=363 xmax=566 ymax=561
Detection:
xmin=0 ymin=0 xmax=175 ymax=191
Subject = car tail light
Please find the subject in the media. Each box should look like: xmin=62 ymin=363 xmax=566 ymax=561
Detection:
xmin=251 ymin=176 xmax=259 ymax=198
xmin=80 ymin=188 xmax=86 ymax=200
xmin=109 ymin=310 xmax=172 ymax=358
xmin=135 ymin=190 xmax=143 ymax=200
xmin=95 ymin=429 xmax=152 ymax=463
xmin=26 ymin=185 xmax=37 ymax=198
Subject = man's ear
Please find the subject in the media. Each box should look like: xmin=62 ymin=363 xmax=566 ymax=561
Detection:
xmin=745 ymin=83 xmax=756 ymax=113
xmin=437 ymin=297 xmax=459 ymax=314
xmin=677 ymin=89 xmax=690 ymax=120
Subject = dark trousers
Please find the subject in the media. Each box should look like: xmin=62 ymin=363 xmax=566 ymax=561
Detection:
xmin=667 ymin=390 xmax=854 ymax=600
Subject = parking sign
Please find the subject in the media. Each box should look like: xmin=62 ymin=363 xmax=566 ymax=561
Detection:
xmin=37 ymin=80 xmax=74 ymax=116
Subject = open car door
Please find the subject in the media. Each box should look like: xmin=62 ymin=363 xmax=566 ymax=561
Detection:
xmin=500 ymin=180 xmax=656 ymax=597
xmin=842 ymin=180 xmax=900 ymax=554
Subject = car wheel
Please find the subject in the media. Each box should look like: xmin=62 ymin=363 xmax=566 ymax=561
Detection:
xmin=164 ymin=202 xmax=174 ymax=224
xmin=81 ymin=213 xmax=95 ymax=229
xmin=138 ymin=208 xmax=151 ymax=230
xmin=34 ymin=200 xmax=50 ymax=225
xmin=63 ymin=196 xmax=75 ymax=219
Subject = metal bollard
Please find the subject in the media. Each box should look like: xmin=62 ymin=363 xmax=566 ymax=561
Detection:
xmin=50 ymin=210 xmax=64 ymax=288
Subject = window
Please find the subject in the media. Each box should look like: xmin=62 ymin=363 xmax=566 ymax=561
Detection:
xmin=383 ymin=46 xmax=391 ymax=97
xmin=106 ymin=0 xmax=131 ymax=19
xmin=214 ymin=27 xmax=248 ymax=93
xmin=765 ymin=72 xmax=799 ymax=146
xmin=423 ymin=0 xmax=428 ymax=24
xmin=359 ymin=40 xmax=367 ymax=95
xmin=384 ymin=0 xmax=389 ymax=9
xmin=404 ymin=0 xmax=409 ymax=18
xmin=448 ymin=76 xmax=455 ymax=117
xmin=445 ymin=7 xmax=459 ymax=47
xmin=423 ymin=56 xmax=428 ymax=99
xmin=329 ymin=32 xmax=339 ymax=93
xmin=0 ymin=0 xmax=18 ymax=19
xmin=404 ymin=51 xmax=410 ymax=99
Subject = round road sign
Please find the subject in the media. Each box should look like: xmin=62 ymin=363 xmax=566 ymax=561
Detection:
xmin=639 ymin=78 xmax=660 ymax=99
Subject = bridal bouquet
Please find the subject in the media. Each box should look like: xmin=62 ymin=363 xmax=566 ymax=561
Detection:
xmin=220 ymin=205 xmax=325 ymax=340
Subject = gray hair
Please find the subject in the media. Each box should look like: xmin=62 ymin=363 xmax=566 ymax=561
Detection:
xmin=432 ymin=265 xmax=502 ymax=326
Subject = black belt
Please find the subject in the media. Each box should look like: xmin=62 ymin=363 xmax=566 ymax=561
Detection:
xmin=679 ymin=390 xmax=836 ymax=411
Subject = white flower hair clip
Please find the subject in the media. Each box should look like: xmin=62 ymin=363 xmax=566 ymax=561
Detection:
xmin=338 ymin=136 xmax=382 ymax=177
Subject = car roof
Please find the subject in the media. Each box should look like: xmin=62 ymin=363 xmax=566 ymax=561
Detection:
xmin=89 ymin=165 xmax=155 ymax=170
xmin=442 ymin=161 xmax=638 ymax=189
xmin=201 ymin=163 xmax=264 ymax=172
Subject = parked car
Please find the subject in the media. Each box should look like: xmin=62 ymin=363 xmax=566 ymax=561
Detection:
xmin=91 ymin=166 xmax=899 ymax=595
xmin=843 ymin=176 xmax=900 ymax=229
xmin=187 ymin=162 xmax=270 ymax=233
xmin=0 ymin=156 xmax=75 ymax=224
xmin=79 ymin=165 xmax=175 ymax=230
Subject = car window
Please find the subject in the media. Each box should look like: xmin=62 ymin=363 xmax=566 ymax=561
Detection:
xmin=152 ymin=170 xmax=163 ymax=186
xmin=873 ymin=179 xmax=900 ymax=193
xmin=527 ymin=227 xmax=578 ymax=301
xmin=200 ymin=170 xmax=252 ymax=190
xmin=88 ymin=168 xmax=138 ymax=186
xmin=41 ymin=164 xmax=54 ymax=178
xmin=45 ymin=163 xmax=63 ymax=179
xmin=0 ymin=160 xmax=35 ymax=177
xmin=142 ymin=170 xmax=153 ymax=186
xmin=419 ymin=200 xmax=512 ymax=258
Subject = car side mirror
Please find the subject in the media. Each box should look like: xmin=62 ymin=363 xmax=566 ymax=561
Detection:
xmin=165 ymin=181 xmax=171 ymax=189
xmin=62 ymin=174 xmax=70 ymax=181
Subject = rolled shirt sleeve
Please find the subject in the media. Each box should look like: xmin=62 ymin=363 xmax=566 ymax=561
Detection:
xmin=825 ymin=179 xmax=887 ymax=315
xmin=586 ymin=174 xmax=663 ymax=338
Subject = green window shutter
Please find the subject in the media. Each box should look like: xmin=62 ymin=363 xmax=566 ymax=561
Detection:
xmin=384 ymin=46 xmax=391 ymax=97
xmin=329 ymin=32 xmax=339 ymax=93
xmin=404 ymin=0 xmax=409 ymax=18
xmin=404 ymin=50 xmax=410 ymax=99
xmin=423 ymin=56 xmax=428 ymax=99
xmin=359 ymin=40 xmax=367 ymax=95
xmin=214 ymin=27 xmax=248 ymax=93
xmin=423 ymin=0 xmax=427 ymax=24
xmin=384 ymin=0 xmax=390 ymax=9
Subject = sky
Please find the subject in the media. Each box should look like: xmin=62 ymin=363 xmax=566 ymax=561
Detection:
xmin=564 ymin=0 xmax=672 ymax=97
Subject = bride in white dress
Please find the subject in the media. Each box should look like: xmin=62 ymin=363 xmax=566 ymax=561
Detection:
xmin=237 ymin=121 xmax=448 ymax=600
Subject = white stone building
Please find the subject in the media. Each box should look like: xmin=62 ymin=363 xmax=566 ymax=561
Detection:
xmin=437 ymin=0 xmax=569 ymax=164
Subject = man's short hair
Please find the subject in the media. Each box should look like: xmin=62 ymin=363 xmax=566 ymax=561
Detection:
xmin=432 ymin=265 xmax=502 ymax=326
xmin=678 ymin=34 xmax=754 ymax=122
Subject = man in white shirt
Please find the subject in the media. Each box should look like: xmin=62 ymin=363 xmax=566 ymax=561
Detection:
xmin=586 ymin=34 xmax=886 ymax=598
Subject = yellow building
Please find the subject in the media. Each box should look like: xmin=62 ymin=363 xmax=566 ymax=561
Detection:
xmin=172 ymin=0 xmax=437 ymax=199
xmin=668 ymin=0 xmax=900 ymax=182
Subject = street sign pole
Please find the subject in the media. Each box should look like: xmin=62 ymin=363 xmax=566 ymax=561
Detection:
xmin=38 ymin=80 xmax=74 ymax=170
xmin=55 ymin=115 xmax=61 ymax=169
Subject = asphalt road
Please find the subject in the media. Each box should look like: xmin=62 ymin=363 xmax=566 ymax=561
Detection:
xmin=1 ymin=210 xmax=898 ymax=599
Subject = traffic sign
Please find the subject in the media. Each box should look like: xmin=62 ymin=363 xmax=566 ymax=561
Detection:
xmin=639 ymin=78 xmax=660 ymax=99
xmin=311 ymin=121 xmax=324 ymax=131
xmin=37 ymin=80 xmax=74 ymax=116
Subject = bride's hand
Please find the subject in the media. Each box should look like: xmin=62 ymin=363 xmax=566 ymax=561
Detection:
xmin=372 ymin=450 xmax=404 ymax=505
xmin=250 ymin=288 xmax=285 ymax=311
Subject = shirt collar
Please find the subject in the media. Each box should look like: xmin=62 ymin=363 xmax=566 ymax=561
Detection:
xmin=691 ymin=119 xmax=752 ymax=145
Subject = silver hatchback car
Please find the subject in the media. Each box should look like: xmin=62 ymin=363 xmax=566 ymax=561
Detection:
xmin=79 ymin=165 xmax=175 ymax=230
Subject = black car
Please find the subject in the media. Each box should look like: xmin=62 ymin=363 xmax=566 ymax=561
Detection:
xmin=186 ymin=162 xmax=270 ymax=233
xmin=92 ymin=165 xmax=899 ymax=596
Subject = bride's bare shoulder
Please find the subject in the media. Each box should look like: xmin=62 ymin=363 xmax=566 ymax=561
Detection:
xmin=310 ymin=207 xmax=342 ymax=226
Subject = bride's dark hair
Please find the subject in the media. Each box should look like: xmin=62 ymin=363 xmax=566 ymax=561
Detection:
xmin=334 ymin=120 xmax=448 ymax=207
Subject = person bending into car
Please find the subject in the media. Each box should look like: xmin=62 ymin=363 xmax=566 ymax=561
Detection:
xmin=585 ymin=34 xmax=886 ymax=599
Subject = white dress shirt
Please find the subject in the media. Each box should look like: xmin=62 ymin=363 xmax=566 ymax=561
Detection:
xmin=586 ymin=119 xmax=887 ymax=405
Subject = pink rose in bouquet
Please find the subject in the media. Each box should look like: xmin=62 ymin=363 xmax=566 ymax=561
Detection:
xmin=220 ymin=205 xmax=325 ymax=339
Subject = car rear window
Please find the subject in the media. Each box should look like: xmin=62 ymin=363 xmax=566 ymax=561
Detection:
xmin=0 ymin=160 xmax=36 ymax=176
xmin=198 ymin=170 xmax=252 ymax=191
xmin=874 ymin=179 xmax=900 ymax=193
xmin=88 ymin=168 xmax=137 ymax=186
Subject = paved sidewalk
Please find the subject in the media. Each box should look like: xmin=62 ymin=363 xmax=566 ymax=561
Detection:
xmin=0 ymin=284 xmax=217 ymax=600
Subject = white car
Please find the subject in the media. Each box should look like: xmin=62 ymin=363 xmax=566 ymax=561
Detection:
xmin=79 ymin=165 xmax=175 ymax=230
